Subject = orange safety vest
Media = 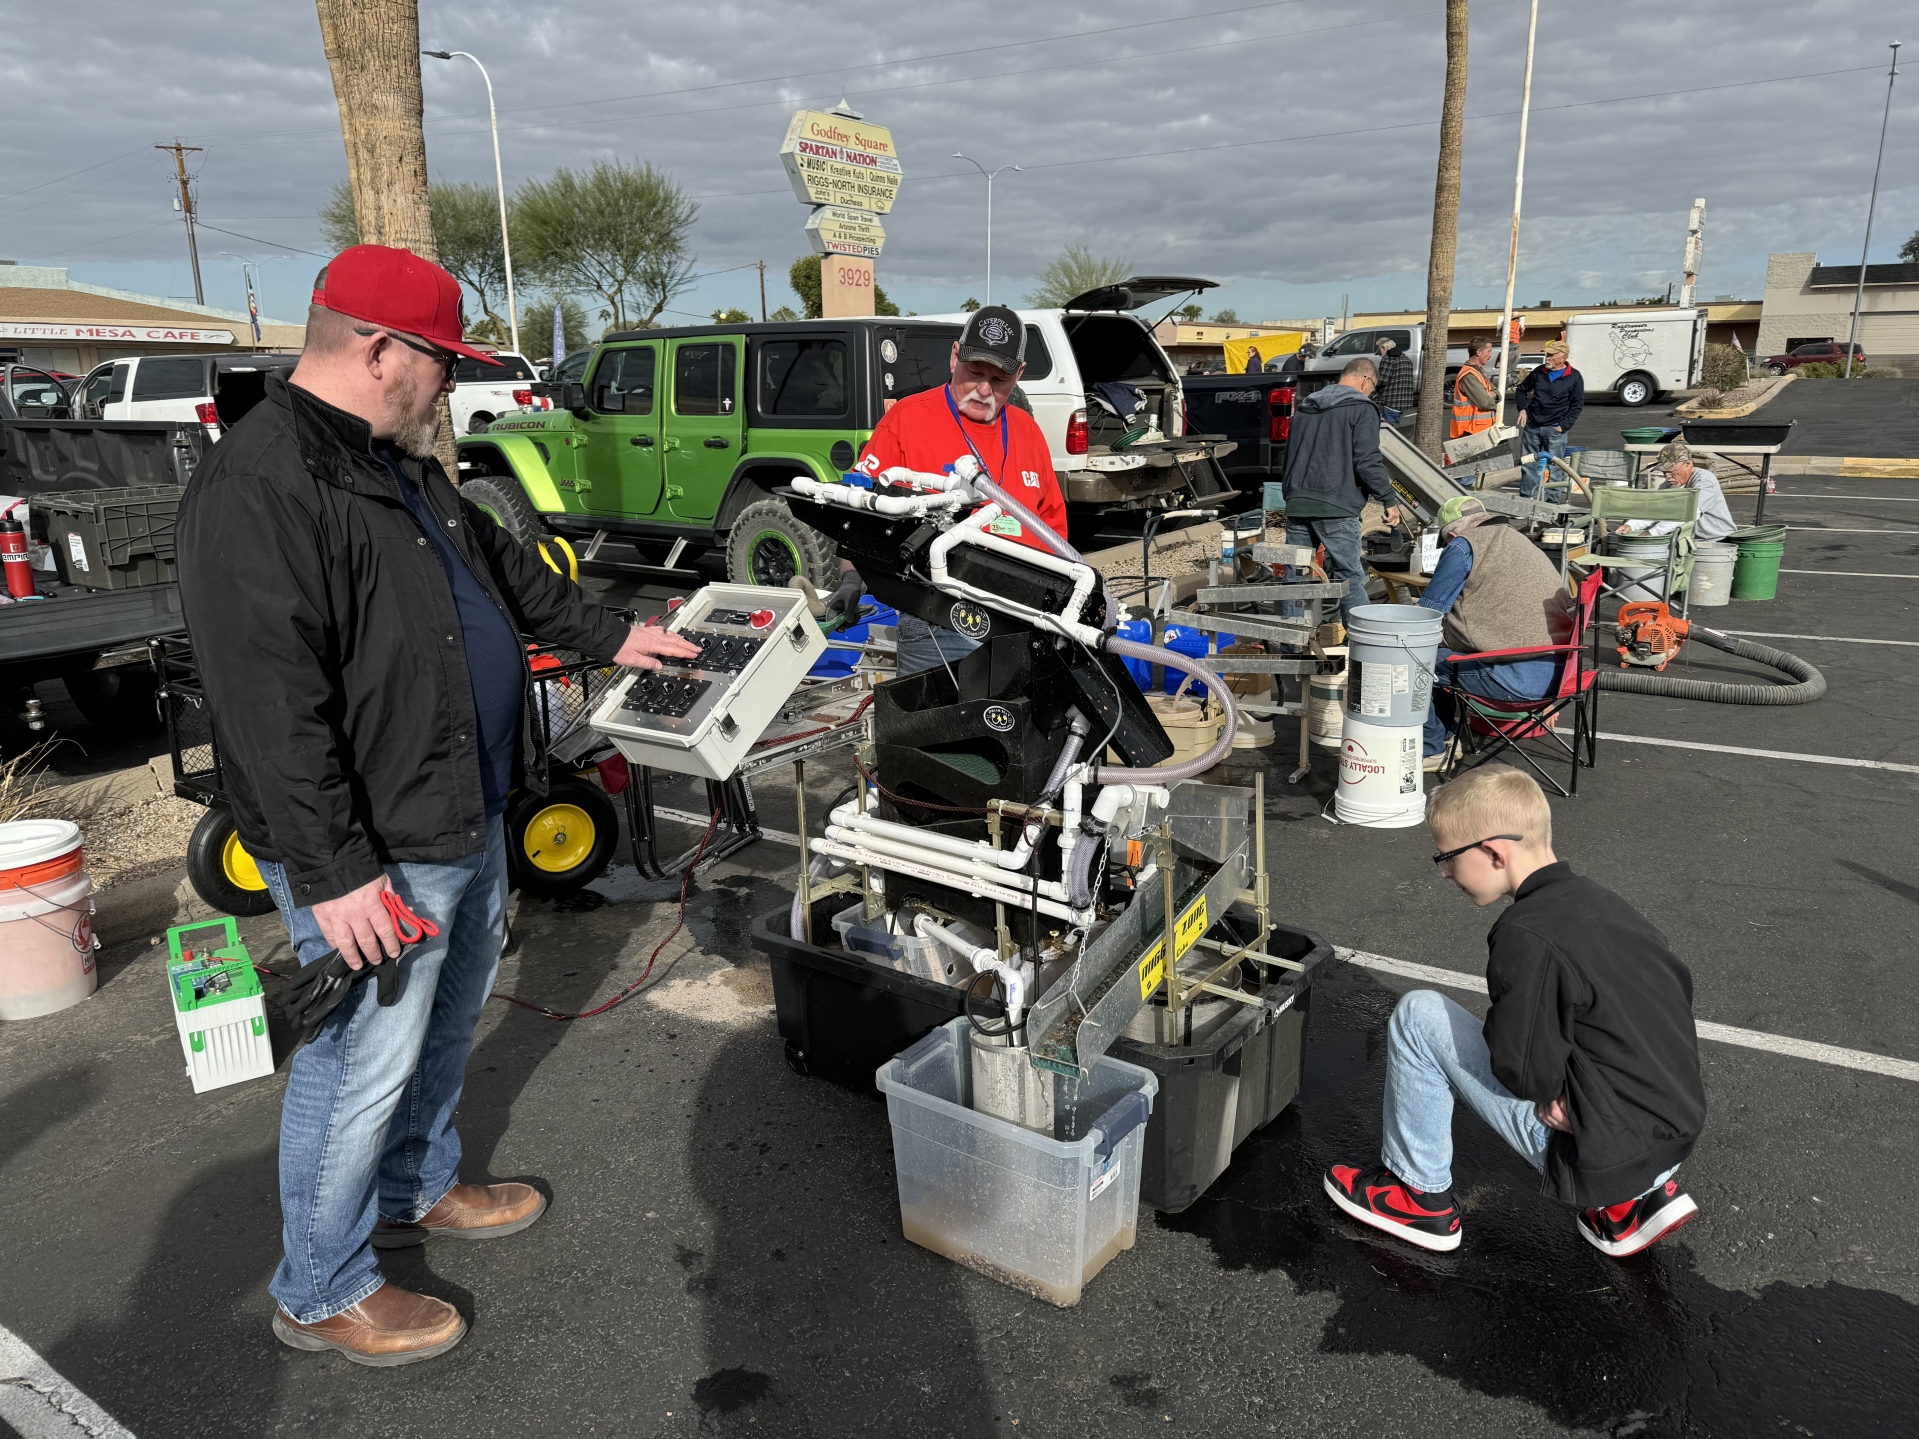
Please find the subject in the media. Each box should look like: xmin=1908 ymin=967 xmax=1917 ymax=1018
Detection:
xmin=1450 ymin=365 xmax=1495 ymax=440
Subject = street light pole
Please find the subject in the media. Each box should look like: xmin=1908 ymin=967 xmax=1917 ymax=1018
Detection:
xmin=1844 ymin=42 xmax=1901 ymax=380
xmin=424 ymin=48 xmax=520 ymax=356
xmin=952 ymin=154 xmax=1021 ymax=306
xmin=1494 ymin=0 xmax=1540 ymax=426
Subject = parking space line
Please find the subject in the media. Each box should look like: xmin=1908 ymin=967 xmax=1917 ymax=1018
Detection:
xmin=1762 ymin=493 xmax=1919 ymax=502
xmin=0 ymin=1322 xmax=136 ymax=1438
xmin=1716 ymin=630 xmax=1919 ymax=648
xmin=1778 ymin=568 xmax=1919 ymax=579
xmin=654 ymin=807 xmax=802 ymax=848
xmin=1784 ymin=526 xmax=1919 ymax=533
xmin=1336 ymin=950 xmax=1919 ymax=1083
xmin=1592 ymin=731 xmax=1919 ymax=775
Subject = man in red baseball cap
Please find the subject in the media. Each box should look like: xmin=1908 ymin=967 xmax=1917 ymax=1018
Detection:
xmin=177 ymin=245 xmax=699 ymax=1366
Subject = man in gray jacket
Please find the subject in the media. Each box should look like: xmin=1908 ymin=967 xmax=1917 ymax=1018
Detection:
xmin=1280 ymin=357 xmax=1401 ymax=624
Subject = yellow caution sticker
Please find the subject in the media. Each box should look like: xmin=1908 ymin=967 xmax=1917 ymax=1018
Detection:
xmin=1174 ymin=895 xmax=1209 ymax=962
xmin=1138 ymin=940 xmax=1166 ymax=1001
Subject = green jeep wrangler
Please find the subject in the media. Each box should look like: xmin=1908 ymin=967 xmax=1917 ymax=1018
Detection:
xmin=458 ymin=317 xmax=968 ymax=590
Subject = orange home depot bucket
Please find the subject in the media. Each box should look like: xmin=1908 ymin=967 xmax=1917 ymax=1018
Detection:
xmin=0 ymin=819 xmax=99 ymax=1020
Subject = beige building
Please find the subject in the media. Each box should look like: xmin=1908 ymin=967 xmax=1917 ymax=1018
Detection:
xmin=1758 ymin=253 xmax=1919 ymax=371
xmin=0 ymin=263 xmax=304 ymax=374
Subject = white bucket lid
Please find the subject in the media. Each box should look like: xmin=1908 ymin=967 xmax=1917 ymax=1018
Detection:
xmin=0 ymin=818 xmax=83 ymax=872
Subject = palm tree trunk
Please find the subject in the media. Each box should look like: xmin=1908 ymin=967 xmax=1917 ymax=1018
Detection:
xmin=1415 ymin=0 xmax=1470 ymax=462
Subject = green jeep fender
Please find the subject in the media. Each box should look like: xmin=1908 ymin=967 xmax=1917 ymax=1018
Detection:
xmin=463 ymin=433 xmax=568 ymax=513
xmin=715 ymin=448 xmax=850 ymax=534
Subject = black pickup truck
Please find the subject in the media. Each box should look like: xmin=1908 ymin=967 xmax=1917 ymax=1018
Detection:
xmin=1180 ymin=372 xmax=1299 ymax=490
xmin=1 ymin=366 xmax=207 ymax=738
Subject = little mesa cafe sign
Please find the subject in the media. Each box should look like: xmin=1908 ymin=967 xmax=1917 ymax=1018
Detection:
xmin=780 ymin=110 xmax=903 ymax=214
xmin=0 ymin=322 xmax=237 ymax=345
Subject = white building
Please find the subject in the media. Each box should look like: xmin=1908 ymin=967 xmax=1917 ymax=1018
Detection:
xmin=1758 ymin=253 xmax=1919 ymax=372
xmin=0 ymin=263 xmax=304 ymax=374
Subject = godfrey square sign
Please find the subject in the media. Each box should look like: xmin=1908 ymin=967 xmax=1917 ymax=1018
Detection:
xmin=0 ymin=322 xmax=237 ymax=345
xmin=780 ymin=109 xmax=903 ymax=215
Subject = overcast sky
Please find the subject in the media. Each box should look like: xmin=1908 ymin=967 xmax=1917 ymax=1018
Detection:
xmin=2 ymin=0 xmax=1911 ymax=338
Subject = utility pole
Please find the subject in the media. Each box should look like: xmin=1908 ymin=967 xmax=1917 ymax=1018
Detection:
xmin=759 ymin=260 xmax=767 ymax=321
xmin=1493 ymin=0 xmax=1540 ymax=425
xmin=1679 ymin=198 xmax=1705 ymax=308
xmin=1845 ymin=42 xmax=1901 ymax=379
xmin=157 ymin=141 xmax=206 ymax=304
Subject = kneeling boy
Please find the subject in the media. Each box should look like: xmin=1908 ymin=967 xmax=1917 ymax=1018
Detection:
xmin=1324 ymin=765 xmax=1706 ymax=1256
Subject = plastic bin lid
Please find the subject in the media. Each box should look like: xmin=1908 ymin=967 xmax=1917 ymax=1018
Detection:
xmin=0 ymin=818 xmax=83 ymax=872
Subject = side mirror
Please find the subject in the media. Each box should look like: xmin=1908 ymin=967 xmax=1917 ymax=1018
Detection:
xmin=563 ymin=382 xmax=587 ymax=413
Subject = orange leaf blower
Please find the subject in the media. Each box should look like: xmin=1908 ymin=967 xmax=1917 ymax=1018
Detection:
xmin=1615 ymin=601 xmax=1690 ymax=672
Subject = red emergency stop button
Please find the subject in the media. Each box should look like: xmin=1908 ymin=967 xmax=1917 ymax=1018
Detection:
xmin=750 ymin=608 xmax=775 ymax=629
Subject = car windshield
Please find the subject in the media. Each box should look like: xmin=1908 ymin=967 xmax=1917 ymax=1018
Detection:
xmin=456 ymin=354 xmax=535 ymax=383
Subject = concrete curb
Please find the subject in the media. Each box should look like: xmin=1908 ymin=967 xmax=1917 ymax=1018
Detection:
xmin=1770 ymin=456 xmax=1919 ymax=477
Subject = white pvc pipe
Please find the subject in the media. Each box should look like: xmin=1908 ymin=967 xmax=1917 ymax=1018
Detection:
xmin=831 ymin=804 xmax=1040 ymax=872
xmin=916 ymin=916 xmax=1025 ymax=1026
xmin=824 ymin=824 xmax=1074 ymax=904
xmin=790 ymin=477 xmax=967 ymax=517
xmin=808 ymin=836 xmax=1083 ymax=923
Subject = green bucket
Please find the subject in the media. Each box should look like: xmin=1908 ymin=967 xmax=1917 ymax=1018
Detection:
xmin=1730 ymin=539 xmax=1785 ymax=601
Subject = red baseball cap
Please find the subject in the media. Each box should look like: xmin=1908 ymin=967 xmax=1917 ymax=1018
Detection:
xmin=311 ymin=244 xmax=500 ymax=364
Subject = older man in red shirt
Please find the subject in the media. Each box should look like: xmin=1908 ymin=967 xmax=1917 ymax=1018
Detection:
xmin=853 ymin=305 xmax=1068 ymax=674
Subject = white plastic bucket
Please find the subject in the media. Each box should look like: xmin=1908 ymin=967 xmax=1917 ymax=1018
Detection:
xmin=1609 ymin=533 xmax=1675 ymax=601
xmin=0 ymin=819 xmax=98 ymax=1021
xmin=1689 ymin=542 xmax=1736 ymax=608
xmin=1334 ymin=716 xmax=1426 ymax=828
xmin=1308 ymin=648 xmax=1348 ymax=748
xmin=1345 ymin=604 xmax=1441 ymax=728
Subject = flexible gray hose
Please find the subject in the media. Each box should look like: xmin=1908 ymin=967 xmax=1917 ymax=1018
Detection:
xmin=1595 ymin=624 xmax=1826 ymax=705
xmin=1096 ymin=636 xmax=1239 ymax=782
xmin=1068 ymin=827 xmax=1102 ymax=909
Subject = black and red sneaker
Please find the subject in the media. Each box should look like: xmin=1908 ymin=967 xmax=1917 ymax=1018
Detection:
xmin=1323 ymin=1163 xmax=1462 ymax=1252
xmin=1577 ymin=1177 xmax=1699 ymax=1258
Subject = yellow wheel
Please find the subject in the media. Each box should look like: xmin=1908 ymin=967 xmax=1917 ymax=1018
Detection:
xmin=187 ymin=809 xmax=278 ymax=916
xmin=222 ymin=828 xmax=267 ymax=891
xmin=505 ymin=780 xmax=617 ymax=897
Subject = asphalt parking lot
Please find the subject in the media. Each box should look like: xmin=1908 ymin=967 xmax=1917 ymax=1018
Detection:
xmin=4 ymin=435 xmax=1917 ymax=1435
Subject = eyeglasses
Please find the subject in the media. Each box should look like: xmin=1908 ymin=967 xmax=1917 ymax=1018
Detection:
xmin=355 ymin=327 xmax=459 ymax=376
xmin=1431 ymin=835 xmax=1523 ymax=866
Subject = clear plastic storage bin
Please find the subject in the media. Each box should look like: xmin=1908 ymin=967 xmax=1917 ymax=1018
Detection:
xmin=875 ymin=1018 xmax=1158 ymax=1307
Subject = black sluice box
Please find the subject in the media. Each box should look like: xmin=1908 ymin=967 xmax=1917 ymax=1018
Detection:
xmin=750 ymin=906 xmax=1335 ymax=1213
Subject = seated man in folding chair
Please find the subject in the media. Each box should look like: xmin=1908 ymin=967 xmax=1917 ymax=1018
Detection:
xmin=1418 ymin=496 xmax=1574 ymax=769
xmin=1623 ymin=439 xmax=1736 ymax=544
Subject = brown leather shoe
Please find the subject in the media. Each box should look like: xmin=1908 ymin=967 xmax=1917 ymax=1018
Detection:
xmin=272 ymin=1283 xmax=466 ymax=1366
xmin=370 ymin=1181 xmax=547 ymax=1250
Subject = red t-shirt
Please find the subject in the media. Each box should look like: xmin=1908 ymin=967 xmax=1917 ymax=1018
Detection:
xmin=855 ymin=384 xmax=1067 ymax=552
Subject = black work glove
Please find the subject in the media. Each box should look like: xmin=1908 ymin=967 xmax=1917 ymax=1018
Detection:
xmin=824 ymin=569 xmax=864 ymax=623
xmin=281 ymin=949 xmax=410 ymax=1047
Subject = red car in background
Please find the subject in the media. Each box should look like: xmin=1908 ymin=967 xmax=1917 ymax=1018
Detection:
xmin=1762 ymin=341 xmax=1866 ymax=374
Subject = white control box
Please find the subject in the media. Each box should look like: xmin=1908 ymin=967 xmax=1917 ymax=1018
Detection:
xmin=589 ymin=583 xmax=826 ymax=780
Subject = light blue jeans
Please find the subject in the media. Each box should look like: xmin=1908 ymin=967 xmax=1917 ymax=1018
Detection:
xmin=1423 ymin=646 xmax=1556 ymax=757
xmin=896 ymin=612 xmax=982 ymax=678
xmin=1383 ymin=989 xmax=1677 ymax=1200
xmin=258 ymin=818 xmax=507 ymax=1323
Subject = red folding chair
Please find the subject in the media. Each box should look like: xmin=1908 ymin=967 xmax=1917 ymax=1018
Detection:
xmin=1436 ymin=569 xmax=1602 ymax=797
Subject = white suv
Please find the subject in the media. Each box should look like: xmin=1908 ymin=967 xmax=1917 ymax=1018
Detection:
xmin=75 ymin=352 xmax=296 ymax=440
xmin=451 ymin=351 xmax=541 ymax=435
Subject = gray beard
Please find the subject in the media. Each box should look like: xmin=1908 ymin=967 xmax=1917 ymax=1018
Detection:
xmin=384 ymin=370 xmax=441 ymax=459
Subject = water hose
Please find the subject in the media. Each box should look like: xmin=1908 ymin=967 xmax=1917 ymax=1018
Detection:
xmin=1595 ymin=624 xmax=1826 ymax=705
xmin=1094 ymin=637 xmax=1239 ymax=782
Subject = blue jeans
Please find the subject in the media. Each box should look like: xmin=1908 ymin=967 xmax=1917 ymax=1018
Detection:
xmin=1520 ymin=424 xmax=1568 ymax=461
xmin=1283 ymin=514 xmax=1367 ymax=626
xmin=1384 ymin=990 xmax=1679 ymax=1200
xmin=896 ymin=612 xmax=982 ymax=678
xmin=1423 ymin=645 xmax=1554 ymax=756
xmin=258 ymin=819 xmax=508 ymax=1323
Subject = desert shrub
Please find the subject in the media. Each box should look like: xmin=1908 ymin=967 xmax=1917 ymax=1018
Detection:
xmin=1698 ymin=343 xmax=1749 ymax=391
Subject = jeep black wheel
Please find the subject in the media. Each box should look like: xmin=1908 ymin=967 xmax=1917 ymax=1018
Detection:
xmin=724 ymin=498 xmax=838 ymax=590
xmin=460 ymin=474 xmax=545 ymax=550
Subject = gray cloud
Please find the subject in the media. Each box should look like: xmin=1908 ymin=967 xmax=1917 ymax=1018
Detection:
xmin=1 ymin=0 xmax=1910 ymax=324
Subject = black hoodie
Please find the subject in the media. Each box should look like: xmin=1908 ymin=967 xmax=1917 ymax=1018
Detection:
xmin=1483 ymin=861 xmax=1707 ymax=1207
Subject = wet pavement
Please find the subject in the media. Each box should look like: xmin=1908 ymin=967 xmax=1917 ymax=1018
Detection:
xmin=3 ymin=465 xmax=1917 ymax=1437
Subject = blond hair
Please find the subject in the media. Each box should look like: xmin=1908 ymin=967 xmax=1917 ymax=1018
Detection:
xmin=1427 ymin=765 xmax=1553 ymax=851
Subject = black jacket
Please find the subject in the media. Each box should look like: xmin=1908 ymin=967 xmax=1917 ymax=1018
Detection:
xmin=1483 ymin=862 xmax=1706 ymax=1207
xmin=1515 ymin=363 xmax=1585 ymax=430
xmin=1278 ymin=382 xmax=1395 ymax=516
xmin=176 ymin=375 xmax=629 ymax=905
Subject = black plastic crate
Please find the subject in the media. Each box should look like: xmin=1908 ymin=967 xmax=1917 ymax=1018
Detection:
xmin=41 ymin=485 xmax=185 ymax=590
xmin=750 ymin=905 xmax=1333 ymax=1212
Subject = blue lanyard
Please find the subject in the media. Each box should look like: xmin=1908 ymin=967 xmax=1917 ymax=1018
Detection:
xmin=944 ymin=386 xmax=1008 ymax=489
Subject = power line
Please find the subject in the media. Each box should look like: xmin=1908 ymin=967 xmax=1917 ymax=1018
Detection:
xmin=191 ymin=221 xmax=329 ymax=259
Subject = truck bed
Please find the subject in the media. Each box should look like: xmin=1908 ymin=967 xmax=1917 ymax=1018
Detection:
xmin=0 ymin=579 xmax=183 ymax=667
